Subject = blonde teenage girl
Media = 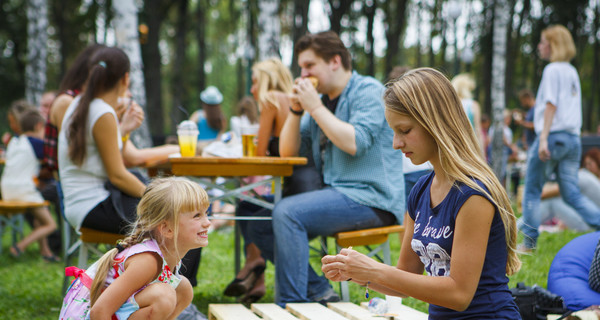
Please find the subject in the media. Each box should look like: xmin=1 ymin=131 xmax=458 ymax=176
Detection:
xmin=60 ymin=177 xmax=210 ymax=319
xmin=322 ymin=68 xmax=521 ymax=319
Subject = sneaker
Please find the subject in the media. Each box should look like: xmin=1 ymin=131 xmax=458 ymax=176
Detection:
xmin=314 ymin=288 xmax=341 ymax=306
xmin=177 ymin=303 xmax=207 ymax=320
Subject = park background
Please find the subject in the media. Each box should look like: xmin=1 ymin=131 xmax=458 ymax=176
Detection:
xmin=1 ymin=0 xmax=600 ymax=318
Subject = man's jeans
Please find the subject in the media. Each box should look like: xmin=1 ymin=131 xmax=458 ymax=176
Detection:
xmin=247 ymin=187 xmax=396 ymax=306
xmin=520 ymin=132 xmax=600 ymax=248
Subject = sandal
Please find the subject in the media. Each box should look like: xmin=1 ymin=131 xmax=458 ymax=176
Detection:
xmin=10 ymin=244 xmax=22 ymax=258
xmin=42 ymin=254 xmax=61 ymax=263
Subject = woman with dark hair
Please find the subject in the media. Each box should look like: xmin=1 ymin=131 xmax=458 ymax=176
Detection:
xmin=58 ymin=46 xmax=146 ymax=234
xmin=190 ymin=86 xmax=226 ymax=143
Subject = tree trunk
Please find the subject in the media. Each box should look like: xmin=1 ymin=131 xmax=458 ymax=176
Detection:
xmin=490 ymin=0 xmax=509 ymax=180
xmin=384 ymin=0 xmax=409 ymax=77
xmin=113 ymin=0 xmax=152 ymax=147
xmin=327 ymin=0 xmax=353 ymax=35
xmin=364 ymin=0 xmax=376 ymax=76
xmin=504 ymin=0 xmax=516 ymax=108
xmin=196 ymin=0 xmax=206 ymax=97
xmin=257 ymin=0 xmax=281 ymax=60
xmin=428 ymin=0 xmax=441 ymax=68
xmin=291 ymin=0 xmax=310 ymax=75
xmin=25 ymin=0 xmax=48 ymax=107
xmin=415 ymin=0 xmax=423 ymax=67
xmin=590 ymin=1 xmax=600 ymax=131
xmin=172 ymin=0 xmax=188 ymax=132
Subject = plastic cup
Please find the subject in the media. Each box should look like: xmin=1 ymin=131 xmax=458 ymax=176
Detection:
xmin=241 ymin=124 xmax=259 ymax=157
xmin=177 ymin=120 xmax=199 ymax=157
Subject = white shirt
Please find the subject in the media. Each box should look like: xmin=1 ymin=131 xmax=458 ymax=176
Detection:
xmin=58 ymin=97 xmax=123 ymax=231
xmin=0 ymin=135 xmax=44 ymax=202
xmin=534 ymin=62 xmax=582 ymax=136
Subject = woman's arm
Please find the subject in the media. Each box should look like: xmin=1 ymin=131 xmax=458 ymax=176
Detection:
xmin=256 ymin=101 xmax=277 ymax=156
xmin=50 ymin=94 xmax=75 ymax=131
xmin=122 ymin=142 xmax=180 ymax=167
xmin=324 ymin=195 xmax=494 ymax=311
xmin=89 ymin=252 xmax=161 ymax=319
xmin=93 ymin=114 xmax=146 ymax=198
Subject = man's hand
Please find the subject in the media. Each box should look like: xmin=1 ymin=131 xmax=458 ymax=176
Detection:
xmin=538 ymin=138 xmax=550 ymax=162
xmin=293 ymin=77 xmax=323 ymax=114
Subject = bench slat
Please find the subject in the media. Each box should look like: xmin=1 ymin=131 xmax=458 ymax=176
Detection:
xmin=359 ymin=302 xmax=428 ymax=320
xmin=79 ymin=227 xmax=123 ymax=244
xmin=251 ymin=303 xmax=299 ymax=320
xmin=327 ymin=302 xmax=381 ymax=320
xmin=208 ymin=304 xmax=262 ymax=320
xmin=286 ymin=303 xmax=349 ymax=320
xmin=0 ymin=200 xmax=50 ymax=213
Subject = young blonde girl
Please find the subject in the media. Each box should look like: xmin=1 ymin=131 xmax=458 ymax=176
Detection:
xmin=322 ymin=68 xmax=521 ymax=319
xmin=60 ymin=177 xmax=210 ymax=320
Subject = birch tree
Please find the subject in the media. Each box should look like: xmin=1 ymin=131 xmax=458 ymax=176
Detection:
xmin=257 ymin=0 xmax=281 ymax=60
xmin=25 ymin=0 xmax=48 ymax=107
xmin=113 ymin=0 xmax=152 ymax=148
xmin=490 ymin=0 xmax=509 ymax=180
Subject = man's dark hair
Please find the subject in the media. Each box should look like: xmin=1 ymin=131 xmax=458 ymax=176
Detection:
xmin=19 ymin=109 xmax=45 ymax=132
xmin=294 ymin=31 xmax=352 ymax=71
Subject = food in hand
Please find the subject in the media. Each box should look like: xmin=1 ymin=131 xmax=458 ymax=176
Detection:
xmin=306 ymin=76 xmax=319 ymax=88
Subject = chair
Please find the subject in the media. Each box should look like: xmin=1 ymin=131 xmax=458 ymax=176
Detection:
xmin=322 ymin=225 xmax=405 ymax=301
xmin=0 ymin=200 xmax=50 ymax=255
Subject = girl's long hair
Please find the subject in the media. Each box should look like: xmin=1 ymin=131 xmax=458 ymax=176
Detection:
xmin=58 ymin=44 xmax=107 ymax=93
xmin=90 ymin=177 xmax=209 ymax=305
xmin=384 ymin=68 xmax=521 ymax=275
xmin=252 ymin=58 xmax=293 ymax=111
xmin=66 ymin=47 xmax=129 ymax=166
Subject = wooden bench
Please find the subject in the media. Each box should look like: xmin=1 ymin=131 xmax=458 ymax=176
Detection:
xmin=208 ymin=302 xmax=428 ymax=320
xmin=0 ymin=200 xmax=50 ymax=255
xmin=324 ymin=225 xmax=405 ymax=301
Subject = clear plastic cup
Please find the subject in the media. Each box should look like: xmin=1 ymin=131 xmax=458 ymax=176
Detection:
xmin=241 ymin=124 xmax=259 ymax=157
xmin=177 ymin=120 xmax=199 ymax=157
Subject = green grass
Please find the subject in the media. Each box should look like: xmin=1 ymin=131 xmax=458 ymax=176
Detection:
xmin=0 ymin=221 xmax=588 ymax=319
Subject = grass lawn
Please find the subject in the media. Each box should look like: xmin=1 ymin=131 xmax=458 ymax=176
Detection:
xmin=0 ymin=219 xmax=587 ymax=319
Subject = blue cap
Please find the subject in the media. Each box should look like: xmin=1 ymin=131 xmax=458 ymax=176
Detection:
xmin=200 ymin=86 xmax=223 ymax=105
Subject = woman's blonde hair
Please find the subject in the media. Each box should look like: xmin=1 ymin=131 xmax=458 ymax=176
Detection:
xmin=89 ymin=177 xmax=209 ymax=305
xmin=252 ymin=58 xmax=293 ymax=111
xmin=451 ymin=73 xmax=475 ymax=100
xmin=384 ymin=68 xmax=521 ymax=275
xmin=543 ymin=24 xmax=576 ymax=62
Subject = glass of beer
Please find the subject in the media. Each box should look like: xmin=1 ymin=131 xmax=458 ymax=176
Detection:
xmin=241 ymin=124 xmax=259 ymax=157
xmin=177 ymin=120 xmax=199 ymax=157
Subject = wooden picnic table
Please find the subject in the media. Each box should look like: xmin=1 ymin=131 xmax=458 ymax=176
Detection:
xmin=143 ymin=155 xmax=307 ymax=272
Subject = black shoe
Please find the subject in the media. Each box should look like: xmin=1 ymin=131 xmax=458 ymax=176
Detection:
xmin=223 ymin=265 xmax=266 ymax=297
xmin=315 ymin=288 xmax=341 ymax=306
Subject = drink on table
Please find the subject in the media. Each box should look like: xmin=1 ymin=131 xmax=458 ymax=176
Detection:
xmin=241 ymin=124 xmax=259 ymax=157
xmin=177 ymin=120 xmax=199 ymax=157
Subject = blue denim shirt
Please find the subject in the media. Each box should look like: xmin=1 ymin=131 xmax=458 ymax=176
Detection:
xmin=298 ymin=72 xmax=405 ymax=222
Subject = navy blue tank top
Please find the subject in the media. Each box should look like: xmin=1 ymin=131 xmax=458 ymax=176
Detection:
xmin=407 ymin=172 xmax=521 ymax=319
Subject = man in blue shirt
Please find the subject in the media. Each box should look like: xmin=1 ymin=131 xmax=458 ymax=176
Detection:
xmin=249 ymin=31 xmax=404 ymax=306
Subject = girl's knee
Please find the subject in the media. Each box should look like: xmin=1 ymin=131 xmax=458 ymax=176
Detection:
xmin=137 ymin=283 xmax=177 ymax=315
xmin=176 ymin=277 xmax=194 ymax=306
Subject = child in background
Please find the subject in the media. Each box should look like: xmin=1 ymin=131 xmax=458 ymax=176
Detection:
xmin=322 ymin=68 xmax=521 ymax=318
xmin=1 ymin=109 xmax=58 ymax=261
xmin=2 ymin=99 xmax=36 ymax=146
xmin=230 ymin=96 xmax=259 ymax=139
xmin=60 ymin=177 xmax=211 ymax=319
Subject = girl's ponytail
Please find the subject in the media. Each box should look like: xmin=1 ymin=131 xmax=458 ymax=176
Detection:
xmin=66 ymin=47 xmax=130 ymax=166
